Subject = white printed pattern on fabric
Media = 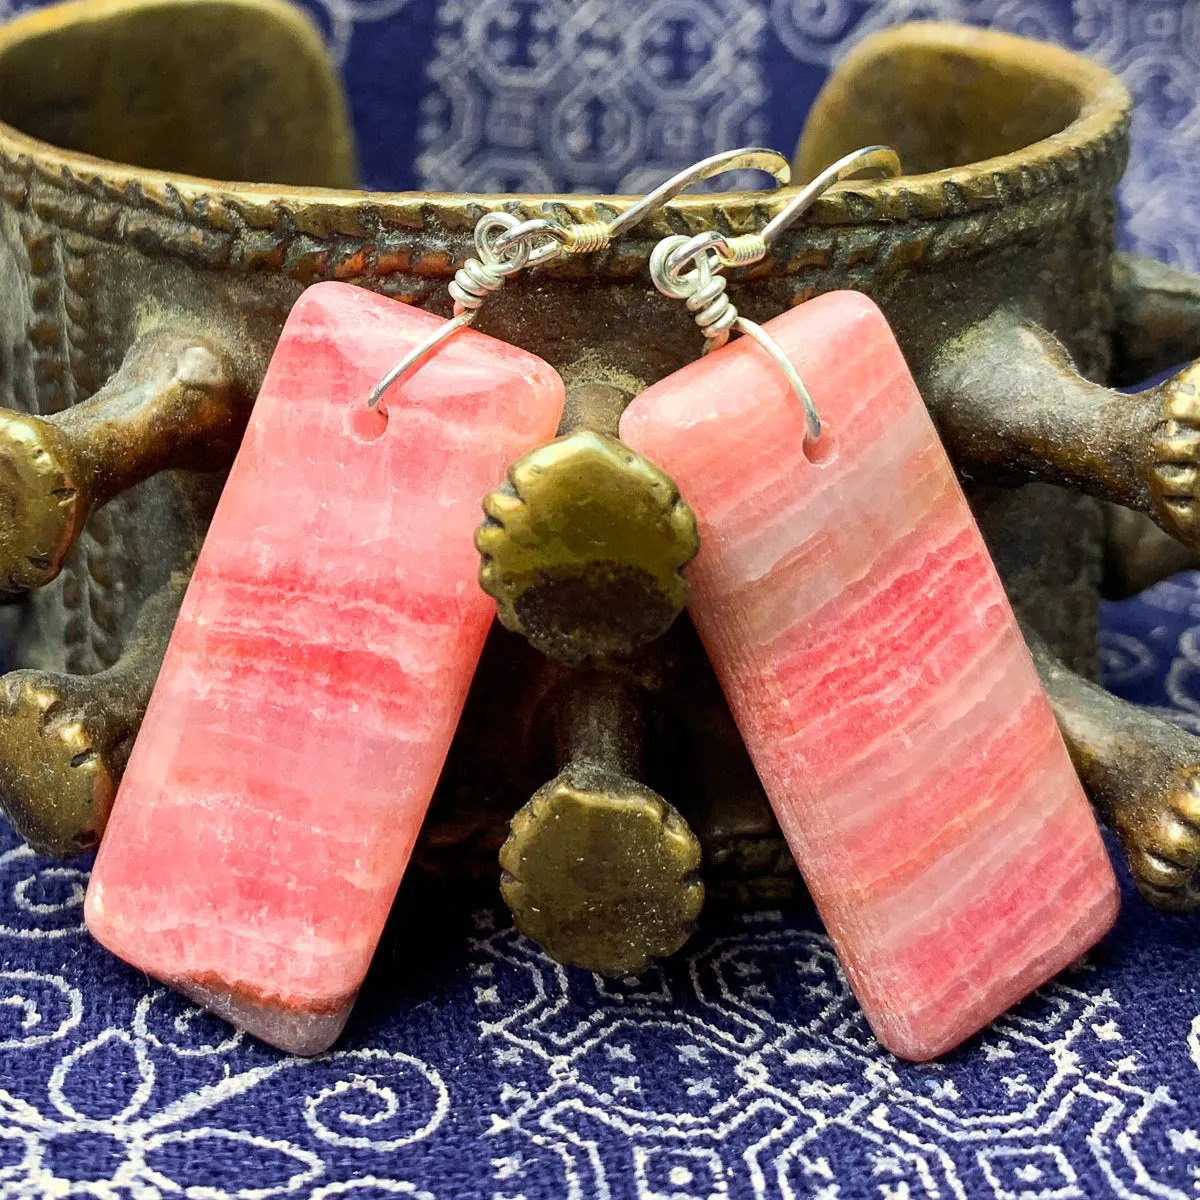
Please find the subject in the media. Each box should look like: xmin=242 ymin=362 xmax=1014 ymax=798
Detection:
xmin=407 ymin=0 xmax=1200 ymax=272
xmin=414 ymin=0 xmax=770 ymax=194
xmin=469 ymin=910 xmax=1200 ymax=1200
xmin=2 ymin=858 xmax=1199 ymax=1199
xmin=0 ymin=846 xmax=449 ymax=1197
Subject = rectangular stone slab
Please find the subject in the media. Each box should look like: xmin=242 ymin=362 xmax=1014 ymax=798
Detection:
xmin=620 ymin=291 xmax=1118 ymax=1060
xmin=85 ymin=282 xmax=564 ymax=1055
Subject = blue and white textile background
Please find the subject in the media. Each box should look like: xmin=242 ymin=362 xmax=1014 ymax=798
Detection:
xmin=1 ymin=0 xmax=1200 ymax=1196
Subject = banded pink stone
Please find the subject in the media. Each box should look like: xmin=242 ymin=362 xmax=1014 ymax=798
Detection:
xmin=85 ymin=282 xmax=565 ymax=1055
xmin=620 ymin=291 xmax=1118 ymax=1060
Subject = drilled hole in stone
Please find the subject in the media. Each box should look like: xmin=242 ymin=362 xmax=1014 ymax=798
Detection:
xmin=804 ymin=427 xmax=838 ymax=466
xmin=348 ymin=401 xmax=388 ymax=442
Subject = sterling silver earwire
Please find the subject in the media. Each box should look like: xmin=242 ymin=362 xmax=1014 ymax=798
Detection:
xmin=488 ymin=147 xmax=792 ymax=268
xmin=365 ymin=211 xmax=529 ymax=411
xmin=647 ymin=145 xmax=902 ymax=446
xmin=365 ymin=147 xmax=793 ymax=411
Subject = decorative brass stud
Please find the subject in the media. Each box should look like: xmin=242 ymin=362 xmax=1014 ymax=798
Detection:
xmin=500 ymin=763 xmax=704 ymax=976
xmin=476 ymin=430 xmax=699 ymax=665
xmin=0 ymin=413 xmax=86 ymax=594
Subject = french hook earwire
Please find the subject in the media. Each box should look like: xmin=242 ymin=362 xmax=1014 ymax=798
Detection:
xmin=366 ymin=147 xmax=793 ymax=412
xmin=366 ymin=211 xmax=531 ymax=411
xmin=488 ymin=146 xmax=793 ymax=268
xmin=649 ymin=144 xmax=902 ymax=447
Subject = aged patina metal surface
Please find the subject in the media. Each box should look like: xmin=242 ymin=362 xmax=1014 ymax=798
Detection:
xmin=499 ymin=671 xmax=704 ymax=975
xmin=1024 ymin=621 xmax=1200 ymax=912
xmin=0 ymin=326 xmax=244 ymax=594
xmin=2 ymin=0 xmax=1200 ymax=970
xmin=0 ymin=565 xmax=188 ymax=856
xmin=478 ymin=424 xmax=699 ymax=665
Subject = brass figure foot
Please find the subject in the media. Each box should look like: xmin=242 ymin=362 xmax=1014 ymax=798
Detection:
xmin=0 ymin=571 xmax=187 ymax=857
xmin=0 ymin=327 xmax=244 ymax=594
xmin=500 ymin=670 xmax=704 ymax=975
xmin=0 ymin=413 xmax=86 ymax=592
xmin=1099 ymin=253 xmax=1200 ymax=592
xmin=477 ymin=379 xmax=698 ymax=665
xmin=1145 ymin=363 xmax=1200 ymax=548
xmin=1026 ymin=624 xmax=1200 ymax=911
xmin=930 ymin=308 xmax=1200 ymax=554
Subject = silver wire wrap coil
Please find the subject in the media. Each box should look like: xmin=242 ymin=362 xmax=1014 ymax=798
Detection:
xmin=645 ymin=145 xmax=903 ymax=445
xmin=649 ymin=233 xmax=823 ymax=443
xmin=449 ymin=212 xmax=531 ymax=317
xmin=364 ymin=212 xmax=530 ymax=410
xmin=650 ymin=236 xmax=737 ymax=351
xmin=562 ymin=220 xmax=612 ymax=255
xmin=714 ymin=233 xmax=768 ymax=267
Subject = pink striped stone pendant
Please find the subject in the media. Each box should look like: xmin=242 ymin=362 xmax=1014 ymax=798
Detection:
xmin=85 ymin=282 xmax=565 ymax=1055
xmin=620 ymin=291 xmax=1118 ymax=1061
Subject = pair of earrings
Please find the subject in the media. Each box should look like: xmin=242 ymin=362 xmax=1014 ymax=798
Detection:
xmin=83 ymin=147 xmax=1118 ymax=1061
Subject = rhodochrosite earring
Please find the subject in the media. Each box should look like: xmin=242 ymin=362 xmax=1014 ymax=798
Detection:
xmin=84 ymin=149 xmax=791 ymax=1055
xmin=82 ymin=244 xmax=566 ymax=1055
xmin=619 ymin=147 xmax=1120 ymax=1061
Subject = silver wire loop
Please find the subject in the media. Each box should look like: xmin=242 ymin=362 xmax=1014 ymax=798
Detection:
xmin=649 ymin=237 xmax=736 ymax=348
xmin=364 ymin=143 xmax=801 ymax=408
xmin=365 ymin=313 xmax=474 ymax=412
xmin=648 ymin=144 xmax=902 ymax=446
xmin=759 ymin=144 xmax=900 ymax=250
xmin=367 ymin=212 xmax=530 ymax=410
xmin=366 ymin=146 xmax=797 ymax=410
xmin=663 ymin=144 xmax=902 ymax=284
xmin=606 ymin=147 xmax=790 ymax=240
xmin=662 ymin=230 xmax=734 ymax=284
xmin=448 ymin=212 xmax=530 ymax=317
xmin=650 ymin=234 xmax=822 ymax=441
xmin=735 ymin=317 xmax=824 ymax=445
xmin=489 ymin=217 xmax=572 ymax=267
xmin=491 ymin=146 xmax=792 ymax=269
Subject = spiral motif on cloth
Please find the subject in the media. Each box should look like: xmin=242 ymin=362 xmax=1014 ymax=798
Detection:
xmin=303 ymin=1055 xmax=450 ymax=1150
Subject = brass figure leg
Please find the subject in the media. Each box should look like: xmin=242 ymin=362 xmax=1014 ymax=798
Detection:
xmin=1111 ymin=253 xmax=1200 ymax=387
xmin=0 ymin=326 xmax=244 ymax=593
xmin=500 ymin=668 xmax=704 ymax=976
xmin=488 ymin=368 xmax=706 ymax=973
xmin=932 ymin=300 xmax=1200 ymax=911
xmin=1025 ymin=624 xmax=1200 ymax=911
xmin=0 ymin=568 xmax=189 ymax=857
xmin=929 ymin=307 xmax=1200 ymax=552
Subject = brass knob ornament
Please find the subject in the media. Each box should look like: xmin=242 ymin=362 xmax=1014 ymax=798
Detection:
xmin=499 ymin=672 xmax=704 ymax=976
xmin=477 ymin=429 xmax=699 ymax=665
